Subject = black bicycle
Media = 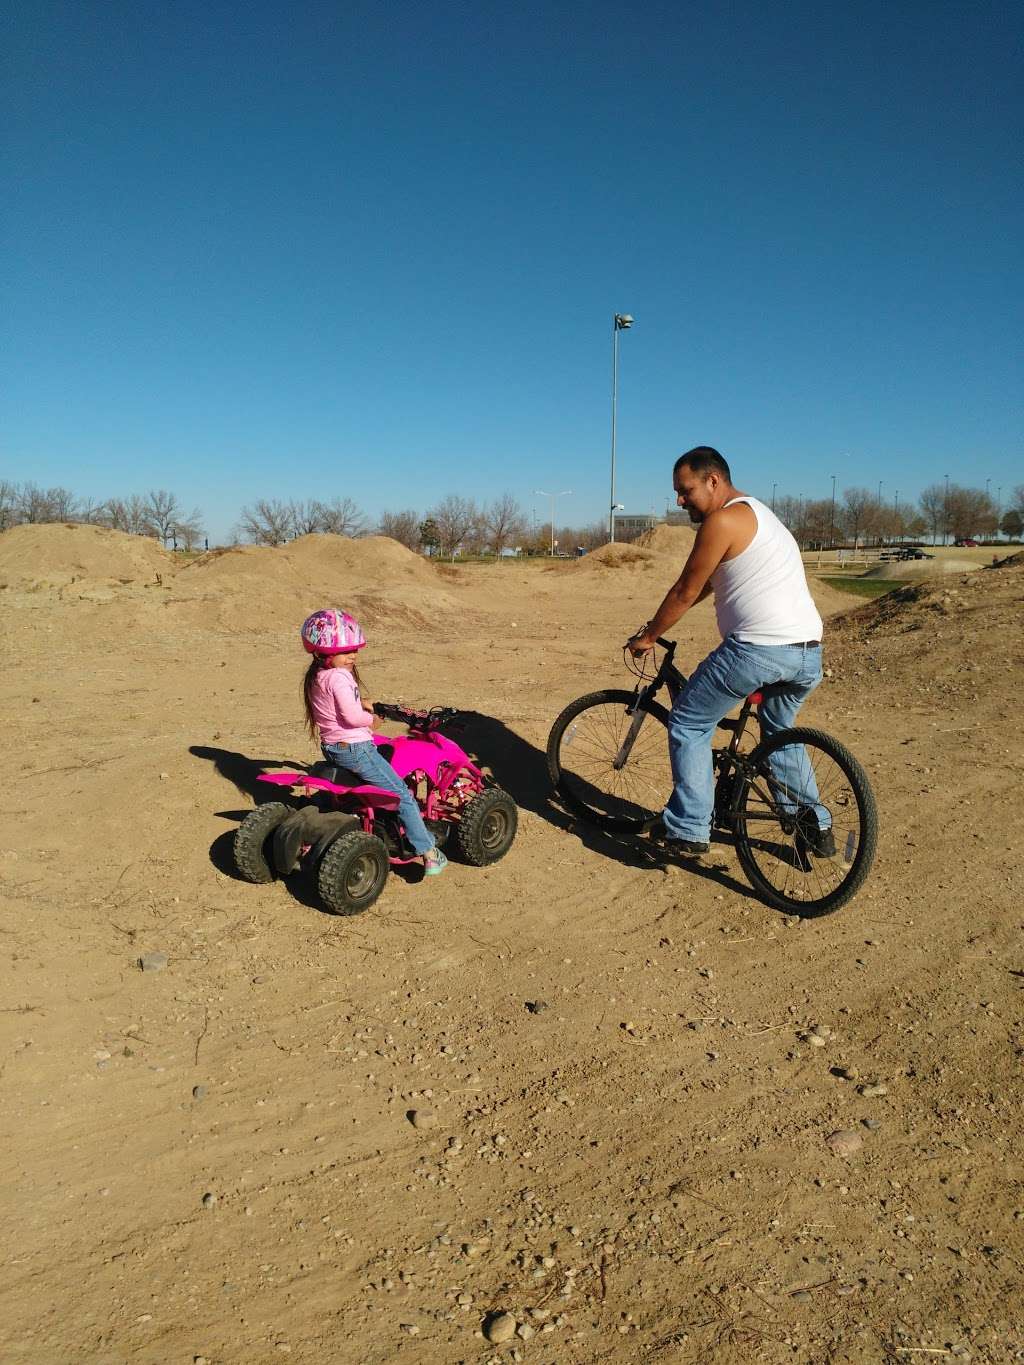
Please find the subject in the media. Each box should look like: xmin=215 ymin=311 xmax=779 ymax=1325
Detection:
xmin=546 ymin=637 xmax=877 ymax=916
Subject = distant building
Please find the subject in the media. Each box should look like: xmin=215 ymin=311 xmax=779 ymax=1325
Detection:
xmin=614 ymin=513 xmax=657 ymax=542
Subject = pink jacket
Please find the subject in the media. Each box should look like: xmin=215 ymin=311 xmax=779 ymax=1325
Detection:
xmin=310 ymin=668 xmax=374 ymax=745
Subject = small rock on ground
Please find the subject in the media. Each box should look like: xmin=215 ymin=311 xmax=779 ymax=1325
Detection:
xmin=826 ymin=1128 xmax=864 ymax=1158
xmin=139 ymin=951 xmax=168 ymax=972
xmin=483 ymin=1311 xmax=517 ymax=1343
xmin=408 ymin=1108 xmax=437 ymax=1129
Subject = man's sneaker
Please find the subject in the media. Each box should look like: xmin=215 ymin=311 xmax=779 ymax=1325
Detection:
xmin=804 ymin=826 xmax=836 ymax=858
xmin=644 ymin=819 xmax=708 ymax=855
xmin=423 ymin=848 xmax=448 ymax=876
xmin=665 ymin=837 xmax=710 ymax=856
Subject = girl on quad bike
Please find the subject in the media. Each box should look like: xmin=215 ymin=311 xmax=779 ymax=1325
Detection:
xmin=301 ymin=608 xmax=447 ymax=877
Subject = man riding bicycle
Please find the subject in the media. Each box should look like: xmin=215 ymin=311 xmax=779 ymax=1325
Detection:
xmin=627 ymin=446 xmax=833 ymax=858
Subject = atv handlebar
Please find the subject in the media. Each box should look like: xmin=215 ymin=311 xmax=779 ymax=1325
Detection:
xmin=373 ymin=701 xmax=460 ymax=732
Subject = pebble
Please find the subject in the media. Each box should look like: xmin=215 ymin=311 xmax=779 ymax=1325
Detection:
xmin=792 ymin=1290 xmax=812 ymax=1304
xmin=516 ymin=1323 xmax=536 ymax=1340
xmin=825 ymin=1129 xmax=863 ymax=1158
xmin=192 ymin=1085 xmax=207 ymax=1101
xmin=483 ymin=1312 xmax=517 ymax=1343
xmin=399 ymin=1324 xmax=419 ymax=1335
xmin=139 ymin=951 xmax=168 ymax=973
xmin=807 ymin=1034 xmax=827 ymax=1048
xmin=862 ymin=1118 xmax=882 ymax=1131
xmin=525 ymin=1000 xmax=549 ymax=1014
xmin=810 ymin=1023 xmax=832 ymax=1040
xmin=201 ymin=1192 xmax=217 ymax=1208
xmin=409 ymin=1109 xmax=437 ymax=1129
xmin=859 ymin=1082 xmax=889 ymax=1098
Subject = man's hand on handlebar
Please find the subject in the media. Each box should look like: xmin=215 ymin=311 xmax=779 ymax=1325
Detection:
xmin=626 ymin=623 xmax=657 ymax=658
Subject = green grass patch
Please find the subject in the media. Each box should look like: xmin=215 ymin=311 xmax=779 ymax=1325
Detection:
xmin=819 ymin=576 xmax=899 ymax=598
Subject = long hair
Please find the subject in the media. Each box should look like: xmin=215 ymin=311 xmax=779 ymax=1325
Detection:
xmin=303 ymin=656 xmax=365 ymax=743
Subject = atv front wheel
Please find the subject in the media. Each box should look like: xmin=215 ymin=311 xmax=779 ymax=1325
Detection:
xmin=233 ymin=802 xmax=291 ymax=883
xmin=455 ymin=787 xmax=518 ymax=866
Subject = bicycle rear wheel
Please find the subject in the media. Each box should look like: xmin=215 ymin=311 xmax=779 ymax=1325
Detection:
xmin=547 ymin=689 xmax=670 ymax=832
xmin=733 ymin=726 xmax=877 ymax=916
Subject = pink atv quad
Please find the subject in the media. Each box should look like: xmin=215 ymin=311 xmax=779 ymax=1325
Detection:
xmin=232 ymin=703 xmax=518 ymax=915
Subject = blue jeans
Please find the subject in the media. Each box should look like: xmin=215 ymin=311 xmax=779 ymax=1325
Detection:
xmin=663 ymin=637 xmax=828 ymax=844
xmin=322 ymin=741 xmax=436 ymax=855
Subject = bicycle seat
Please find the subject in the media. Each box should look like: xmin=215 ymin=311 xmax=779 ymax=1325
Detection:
xmin=748 ymin=681 xmax=798 ymax=703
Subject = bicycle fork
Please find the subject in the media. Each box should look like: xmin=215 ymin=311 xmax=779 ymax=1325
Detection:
xmin=614 ymin=688 xmax=653 ymax=771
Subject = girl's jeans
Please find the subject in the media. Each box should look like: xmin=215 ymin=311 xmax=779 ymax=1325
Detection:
xmin=663 ymin=637 xmax=829 ymax=844
xmin=322 ymin=741 xmax=436 ymax=855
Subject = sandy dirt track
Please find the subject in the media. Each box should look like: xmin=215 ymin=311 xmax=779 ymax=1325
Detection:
xmin=1 ymin=526 xmax=1022 ymax=1364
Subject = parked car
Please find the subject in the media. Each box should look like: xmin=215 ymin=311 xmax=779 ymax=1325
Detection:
xmin=954 ymin=537 xmax=978 ymax=547
xmin=899 ymin=548 xmax=934 ymax=560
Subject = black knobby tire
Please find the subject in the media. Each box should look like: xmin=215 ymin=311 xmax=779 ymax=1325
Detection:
xmin=546 ymin=689 xmax=671 ymax=832
xmin=732 ymin=726 xmax=877 ymax=916
xmin=317 ymin=830 xmax=390 ymax=915
xmin=455 ymin=787 xmax=518 ymax=866
xmin=233 ymin=802 xmax=291 ymax=883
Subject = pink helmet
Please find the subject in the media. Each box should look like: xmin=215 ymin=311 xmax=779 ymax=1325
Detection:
xmin=300 ymin=608 xmax=366 ymax=656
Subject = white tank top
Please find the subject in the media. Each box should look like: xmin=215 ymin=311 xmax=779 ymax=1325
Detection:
xmin=709 ymin=497 xmax=823 ymax=645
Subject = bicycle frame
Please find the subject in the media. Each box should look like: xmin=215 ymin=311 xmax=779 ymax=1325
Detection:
xmin=625 ymin=636 xmax=767 ymax=833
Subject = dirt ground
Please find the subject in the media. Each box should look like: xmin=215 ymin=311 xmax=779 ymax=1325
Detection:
xmin=1 ymin=526 xmax=1022 ymax=1364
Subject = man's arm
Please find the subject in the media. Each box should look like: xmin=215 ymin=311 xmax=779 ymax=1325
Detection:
xmin=628 ymin=511 xmax=733 ymax=653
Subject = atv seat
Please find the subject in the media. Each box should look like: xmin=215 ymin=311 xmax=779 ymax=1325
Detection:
xmin=310 ymin=760 xmax=364 ymax=787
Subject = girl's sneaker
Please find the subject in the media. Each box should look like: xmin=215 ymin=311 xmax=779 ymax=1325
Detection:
xmin=423 ymin=848 xmax=448 ymax=876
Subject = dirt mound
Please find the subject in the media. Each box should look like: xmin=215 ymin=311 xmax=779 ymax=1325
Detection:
xmin=575 ymin=523 xmax=696 ymax=571
xmin=861 ymin=557 xmax=983 ymax=580
xmin=826 ymin=559 xmax=1024 ymax=708
xmin=284 ymin=533 xmax=438 ymax=586
xmin=165 ymin=534 xmax=462 ymax=636
xmin=0 ymin=522 xmax=174 ymax=587
xmin=634 ymin=522 xmax=697 ymax=556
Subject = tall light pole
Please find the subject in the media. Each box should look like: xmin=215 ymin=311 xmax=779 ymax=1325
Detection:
xmin=944 ymin=473 xmax=950 ymax=545
xmin=535 ymin=488 xmax=571 ymax=556
xmin=829 ymin=474 xmax=837 ymax=550
xmin=771 ymin=481 xmax=777 ymax=511
xmin=609 ymin=313 xmax=634 ymax=541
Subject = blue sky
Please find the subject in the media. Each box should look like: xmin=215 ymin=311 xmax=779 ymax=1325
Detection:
xmin=3 ymin=0 xmax=1021 ymax=541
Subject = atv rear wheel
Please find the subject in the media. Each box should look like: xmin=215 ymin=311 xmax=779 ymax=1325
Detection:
xmin=233 ymin=802 xmax=291 ymax=883
xmin=317 ymin=830 xmax=390 ymax=915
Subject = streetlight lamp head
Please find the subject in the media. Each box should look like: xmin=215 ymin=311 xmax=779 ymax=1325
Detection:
xmin=614 ymin=313 xmax=634 ymax=329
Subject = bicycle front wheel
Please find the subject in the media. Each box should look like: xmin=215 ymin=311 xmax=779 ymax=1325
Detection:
xmin=547 ymin=689 xmax=671 ymax=832
xmin=733 ymin=726 xmax=877 ymax=916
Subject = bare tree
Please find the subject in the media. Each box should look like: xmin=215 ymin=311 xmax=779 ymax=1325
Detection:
xmin=238 ymin=499 xmax=292 ymax=546
xmin=1010 ymin=484 xmax=1024 ymax=514
xmin=14 ymin=482 xmax=54 ymax=523
xmin=318 ymin=497 xmax=368 ymax=538
xmin=145 ymin=489 xmax=181 ymax=546
xmin=918 ymin=484 xmax=947 ymax=544
xmin=429 ymin=495 xmax=480 ymax=559
xmin=483 ymin=493 xmax=524 ymax=558
xmin=1000 ymin=508 xmax=1022 ymax=539
xmin=377 ymin=509 xmax=421 ymax=550
xmin=0 ymin=479 xmax=18 ymax=530
xmin=102 ymin=494 xmax=154 ymax=536
xmin=174 ymin=507 xmax=205 ymax=551
xmin=840 ymin=488 xmax=877 ymax=546
xmin=289 ymin=499 xmax=325 ymax=537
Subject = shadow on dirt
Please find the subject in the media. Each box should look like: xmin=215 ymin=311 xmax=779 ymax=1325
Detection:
xmin=191 ymin=725 xmax=753 ymax=906
xmin=454 ymin=710 xmax=752 ymax=896
xmin=190 ymin=744 xmax=307 ymax=803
